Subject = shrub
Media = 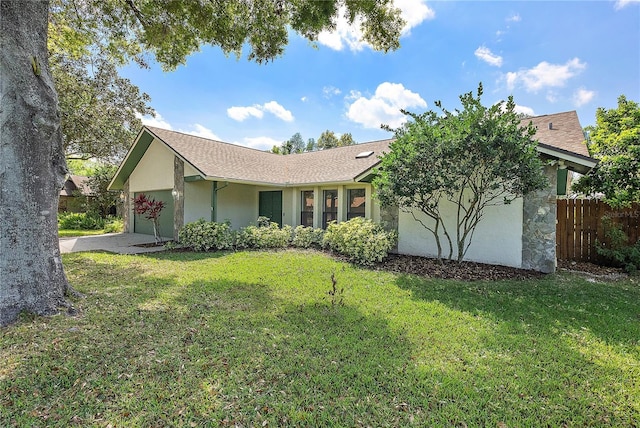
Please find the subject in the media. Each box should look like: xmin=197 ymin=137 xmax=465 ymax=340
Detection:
xmin=58 ymin=212 xmax=106 ymax=230
xmin=292 ymin=225 xmax=325 ymax=249
xmin=236 ymin=221 xmax=292 ymax=249
xmin=103 ymin=216 xmax=124 ymax=233
xmin=322 ymin=217 xmax=397 ymax=266
xmin=178 ymin=219 xmax=235 ymax=251
xmin=597 ymin=217 xmax=640 ymax=273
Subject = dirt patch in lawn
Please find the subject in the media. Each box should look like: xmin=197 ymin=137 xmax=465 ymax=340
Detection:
xmin=376 ymin=254 xmax=628 ymax=281
xmin=377 ymin=254 xmax=545 ymax=281
xmin=557 ymin=259 xmax=628 ymax=280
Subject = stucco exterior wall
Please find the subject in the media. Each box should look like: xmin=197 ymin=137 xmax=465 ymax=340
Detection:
xmin=129 ymin=139 xmax=174 ymax=192
xmin=184 ymin=181 xmax=212 ymax=224
xmin=216 ymin=183 xmax=257 ymax=229
xmin=397 ymin=196 xmax=524 ymax=268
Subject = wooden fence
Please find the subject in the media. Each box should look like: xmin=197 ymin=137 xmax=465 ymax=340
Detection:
xmin=556 ymin=199 xmax=640 ymax=262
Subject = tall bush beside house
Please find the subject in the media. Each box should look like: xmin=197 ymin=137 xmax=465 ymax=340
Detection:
xmin=374 ymin=83 xmax=547 ymax=262
xmin=133 ymin=193 xmax=165 ymax=243
xmin=323 ymin=217 xmax=397 ymax=266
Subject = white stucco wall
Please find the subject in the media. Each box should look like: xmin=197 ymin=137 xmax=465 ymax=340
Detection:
xmin=216 ymin=183 xmax=257 ymax=229
xmin=184 ymin=181 xmax=212 ymax=224
xmin=129 ymin=139 xmax=174 ymax=192
xmin=398 ymin=197 xmax=524 ymax=268
xmin=184 ymin=163 xmax=200 ymax=177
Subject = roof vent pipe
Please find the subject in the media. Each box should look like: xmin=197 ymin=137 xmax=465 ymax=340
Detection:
xmin=548 ymin=122 xmax=553 ymax=130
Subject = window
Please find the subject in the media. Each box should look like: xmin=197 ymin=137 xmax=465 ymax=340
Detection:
xmin=347 ymin=188 xmax=366 ymax=220
xmin=300 ymin=190 xmax=314 ymax=227
xmin=323 ymin=190 xmax=338 ymax=228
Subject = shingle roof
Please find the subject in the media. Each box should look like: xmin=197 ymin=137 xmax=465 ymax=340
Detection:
xmin=522 ymin=110 xmax=590 ymax=158
xmin=60 ymin=175 xmax=91 ymax=196
xmin=115 ymin=110 xmax=592 ymax=189
xmin=146 ymin=126 xmax=392 ymax=186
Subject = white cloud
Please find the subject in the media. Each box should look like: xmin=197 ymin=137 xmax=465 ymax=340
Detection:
xmin=346 ymin=82 xmax=427 ymax=129
xmin=507 ymin=13 xmax=521 ymax=22
xmin=474 ymin=46 xmax=503 ymax=67
xmin=227 ymin=101 xmax=293 ymax=122
xmin=573 ymin=88 xmax=596 ymax=107
xmin=505 ymin=58 xmax=586 ymax=92
xmin=301 ymin=96 xmax=307 ymax=102
xmin=137 ymin=113 xmax=221 ymax=141
xmin=242 ymin=136 xmax=282 ymax=151
xmin=615 ymin=0 xmax=639 ymax=10
xmin=184 ymin=124 xmax=221 ymax=141
xmin=546 ymin=91 xmax=559 ymax=103
xmin=227 ymin=106 xmax=264 ymax=121
xmin=138 ymin=112 xmax=172 ymax=129
xmin=323 ymin=86 xmax=342 ymax=98
xmin=514 ymin=105 xmax=535 ymax=116
xmin=317 ymin=0 xmax=435 ymax=52
xmin=262 ymin=101 xmax=294 ymax=122
xmin=395 ymin=0 xmax=436 ymax=34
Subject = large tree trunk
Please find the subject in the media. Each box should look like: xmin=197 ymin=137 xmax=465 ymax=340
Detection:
xmin=1 ymin=0 xmax=71 ymax=326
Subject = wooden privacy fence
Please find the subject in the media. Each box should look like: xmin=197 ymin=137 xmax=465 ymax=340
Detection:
xmin=556 ymin=199 xmax=640 ymax=263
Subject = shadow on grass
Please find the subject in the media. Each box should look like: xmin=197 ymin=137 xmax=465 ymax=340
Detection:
xmin=3 ymin=253 xmax=430 ymax=427
xmin=3 ymin=252 xmax=638 ymax=427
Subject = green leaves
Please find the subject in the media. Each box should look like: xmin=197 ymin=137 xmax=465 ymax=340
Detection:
xmin=573 ymin=95 xmax=640 ymax=208
xmin=54 ymin=0 xmax=403 ymax=70
xmin=374 ymin=83 xmax=547 ymax=261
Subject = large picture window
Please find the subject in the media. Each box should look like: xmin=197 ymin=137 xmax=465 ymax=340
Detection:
xmin=323 ymin=190 xmax=338 ymax=228
xmin=347 ymin=188 xmax=366 ymax=220
xmin=300 ymin=190 xmax=314 ymax=227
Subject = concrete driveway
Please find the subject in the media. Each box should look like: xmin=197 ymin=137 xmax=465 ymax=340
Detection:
xmin=59 ymin=233 xmax=168 ymax=254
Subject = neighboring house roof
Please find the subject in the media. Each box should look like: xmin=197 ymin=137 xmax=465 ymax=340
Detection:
xmin=60 ymin=175 xmax=91 ymax=196
xmin=109 ymin=110 xmax=596 ymax=190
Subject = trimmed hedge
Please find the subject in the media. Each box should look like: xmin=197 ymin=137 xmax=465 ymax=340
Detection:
xmin=176 ymin=217 xmax=396 ymax=266
xmin=323 ymin=217 xmax=397 ymax=266
xmin=178 ymin=219 xmax=234 ymax=251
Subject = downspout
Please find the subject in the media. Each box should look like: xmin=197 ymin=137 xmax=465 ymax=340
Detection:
xmin=211 ymin=181 xmax=229 ymax=222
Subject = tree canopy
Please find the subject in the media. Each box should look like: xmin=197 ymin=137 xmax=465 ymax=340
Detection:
xmin=49 ymin=1 xmax=154 ymax=162
xmin=0 ymin=0 xmax=405 ymax=326
xmin=374 ymin=84 xmax=547 ymax=261
xmin=317 ymin=130 xmax=356 ymax=150
xmin=572 ymin=95 xmax=640 ymax=208
xmin=272 ymin=130 xmax=356 ymax=154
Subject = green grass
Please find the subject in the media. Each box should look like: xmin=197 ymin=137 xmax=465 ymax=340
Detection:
xmin=2 ymin=250 xmax=639 ymax=427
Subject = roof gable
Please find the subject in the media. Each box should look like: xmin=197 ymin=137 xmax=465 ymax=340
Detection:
xmin=110 ymin=111 xmax=595 ymax=190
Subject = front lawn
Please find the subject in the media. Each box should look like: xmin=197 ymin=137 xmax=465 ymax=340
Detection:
xmin=2 ymin=250 xmax=638 ymax=426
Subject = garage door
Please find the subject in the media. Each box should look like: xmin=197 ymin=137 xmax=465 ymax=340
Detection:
xmin=133 ymin=190 xmax=174 ymax=238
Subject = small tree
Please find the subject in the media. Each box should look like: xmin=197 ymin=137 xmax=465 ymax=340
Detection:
xmin=374 ymin=83 xmax=547 ymax=262
xmin=317 ymin=130 xmax=340 ymax=150
xmin=83 ymin=165 xmax=120 ymax=217
xmin=133 ymin=194 xmax=165 ymax=243
xmin=573 ymin=95 xmax=640 ymax=208
xmin=338 ymin=132 xmax=356 ymax=147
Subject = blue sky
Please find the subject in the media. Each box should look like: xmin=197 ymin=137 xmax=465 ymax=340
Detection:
xmin=122 ymin=0 xmax=640 ymax=151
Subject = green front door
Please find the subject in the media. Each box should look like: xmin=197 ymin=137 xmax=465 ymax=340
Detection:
xmin=133 ymin=190 xmax=174 ymax=238
xmin=259 ymin=191 xmax=282 ymax=227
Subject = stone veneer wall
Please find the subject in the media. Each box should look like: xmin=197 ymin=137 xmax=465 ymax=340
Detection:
xmin=522 ymin=164 xmax=558 ymax=273
xmin=123 ymin=179 xmax=130 ymax=233
xmin=173 ymin=157 xmax=184 ymax=241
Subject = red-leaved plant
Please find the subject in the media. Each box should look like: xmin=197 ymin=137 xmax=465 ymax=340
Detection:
xmin=133 ymin=193 xmax=165 ymax=243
